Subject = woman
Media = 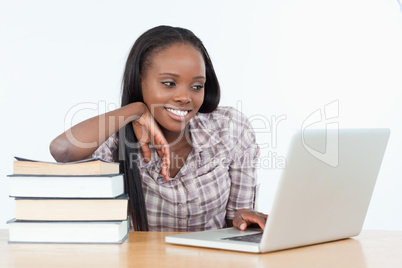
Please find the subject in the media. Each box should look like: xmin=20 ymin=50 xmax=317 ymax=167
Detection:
xmin=50 ymin=25 xmax=267 ymax=231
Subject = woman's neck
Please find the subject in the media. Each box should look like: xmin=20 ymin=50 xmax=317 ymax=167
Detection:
xmin=162 ymin=125 xmax=191 ymax=149
xmin=162 ymin=126 xmax=193 ymax=178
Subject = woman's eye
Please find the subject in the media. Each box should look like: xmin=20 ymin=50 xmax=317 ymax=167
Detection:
xmin=162 ymin=81 xmax=176 ymax=87
xmin=191 ymin=84 xmax=204 ymax=91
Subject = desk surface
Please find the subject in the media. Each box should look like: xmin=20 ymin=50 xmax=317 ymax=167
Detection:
xmin=1 ymin=229 xmax=401 ymax=268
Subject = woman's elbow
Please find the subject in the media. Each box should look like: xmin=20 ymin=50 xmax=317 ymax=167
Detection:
xmin=49 ymin=137 xmax=73 ymax=163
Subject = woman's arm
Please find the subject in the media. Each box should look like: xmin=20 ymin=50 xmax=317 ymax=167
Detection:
xmin=224 ymin=107 xmax=267 ymax=230
xmin=49 ymin=102 xmax=170 ymax=179
xmin=50 ymin=102 xmax=145 ymax=162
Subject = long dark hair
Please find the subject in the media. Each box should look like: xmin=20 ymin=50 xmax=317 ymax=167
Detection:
xmin=118 ymin=26 xmax=221 ymax=231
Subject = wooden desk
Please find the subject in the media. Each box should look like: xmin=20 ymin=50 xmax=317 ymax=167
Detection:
xmin=0 ymin=229 xmax=401 ymax=268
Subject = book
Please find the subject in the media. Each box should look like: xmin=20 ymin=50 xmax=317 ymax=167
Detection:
xmin=7 ymin=218 xmax=129 ymax=244
xmin=8 ymin=156 xmax=129 ymax=244
xmin=15 ymin=195 xmax=128 ymax=221
xmin=8 ymin=174 xmax=124 ymax=198
xmin=13 ymin=157 xmax=119 ymax=176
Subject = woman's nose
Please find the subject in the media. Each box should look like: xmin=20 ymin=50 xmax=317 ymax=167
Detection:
xmin=173 ymin=88 xmax=191 ymax=104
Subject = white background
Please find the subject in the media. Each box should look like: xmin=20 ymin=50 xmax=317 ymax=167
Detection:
xmin=1 ymin=0 xmax=401 ymax=230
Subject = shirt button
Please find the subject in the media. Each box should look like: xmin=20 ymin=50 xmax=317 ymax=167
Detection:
xmin=178 ymin=220 xmax=184 ymax=225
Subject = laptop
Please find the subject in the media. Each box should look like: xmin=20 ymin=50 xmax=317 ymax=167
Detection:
xmin=165 ymin=128 xmax=390 ymax=253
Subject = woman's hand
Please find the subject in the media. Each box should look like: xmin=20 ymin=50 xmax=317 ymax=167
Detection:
xmin=232 ymin=209 xmax=268 ymax=231
xmin=132 ymin=107 xmax=170 ymax=181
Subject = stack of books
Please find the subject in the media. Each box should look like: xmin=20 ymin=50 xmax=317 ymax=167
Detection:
xmin=7 ymin=157 xmax=129 ymax=244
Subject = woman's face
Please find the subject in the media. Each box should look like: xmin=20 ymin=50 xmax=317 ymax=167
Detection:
xmin=141 ymin=43 xmax=206 ymax=134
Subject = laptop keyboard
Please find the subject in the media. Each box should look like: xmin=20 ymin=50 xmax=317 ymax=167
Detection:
xmin=222 ymin=232 xmax=263 ymax=243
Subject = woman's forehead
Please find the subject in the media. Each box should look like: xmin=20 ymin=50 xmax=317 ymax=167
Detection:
xmin=148 ymin=44 xmax=206 ymax=77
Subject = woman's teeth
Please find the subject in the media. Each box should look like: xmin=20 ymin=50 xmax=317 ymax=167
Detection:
xmin=166 ymin=108 xmax=189 ymax=117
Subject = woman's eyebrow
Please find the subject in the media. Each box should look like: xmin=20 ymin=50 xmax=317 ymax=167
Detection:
xmin=159 ymin=73 xmax=206 ymax=80
xmin=159 ymin=72 xmax=180 ymax=77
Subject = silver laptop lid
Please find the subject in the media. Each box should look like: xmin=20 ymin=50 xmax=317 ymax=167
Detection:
xmin=261 ymin=128 xmax=390 ymax=252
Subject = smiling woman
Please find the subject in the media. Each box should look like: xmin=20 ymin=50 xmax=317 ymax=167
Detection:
xmin=141 ymin=43 xmax=206 ymax=134
xmin=49 ymin=26 xmax=266 ymax=232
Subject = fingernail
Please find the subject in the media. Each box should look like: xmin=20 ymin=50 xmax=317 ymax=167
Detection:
xmin=240 ymin=223 xmax=246 ymax=230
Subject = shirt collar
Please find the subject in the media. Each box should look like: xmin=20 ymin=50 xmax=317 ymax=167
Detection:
xmin=188 ymin=112 xmax=223 ymax=152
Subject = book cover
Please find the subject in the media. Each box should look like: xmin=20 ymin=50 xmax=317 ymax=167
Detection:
xmin=7 ymin=218 xmax=129 ymax=244
xmin=15 ymin=194 xmax=129 ymax=221
xmin=13 ymin=157 xmax=120 ymax=176
xmin=8 ymin=174 xmax=124 ymax=198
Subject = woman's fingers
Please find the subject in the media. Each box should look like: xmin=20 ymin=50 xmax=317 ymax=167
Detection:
xmin=150 ymin=126 xmax=170 ymax=181
xmin=133 ymin=122 xmax=151 ymax=162
xmin=259 ymin=212 xmax=268 ymax=221
xmin=161 ymin=148 xmax=170 ymax=181
xmin=132 ymin=113 xmax=170 ymax=181
xmin=140 ymin=143 xmax=152 ymax=163
xmin=233 ymin=209 xmax=268 ymax=231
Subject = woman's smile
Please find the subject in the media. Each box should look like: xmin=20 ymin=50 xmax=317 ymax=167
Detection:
xmin=165 ymin=107 xmax=191 ymax=120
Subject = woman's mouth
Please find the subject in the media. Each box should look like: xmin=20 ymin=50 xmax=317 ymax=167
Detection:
xmin=165 ymin=107 xmax=191 ymax=120
xmin=166 ymin=108 xmax=189 ymax=116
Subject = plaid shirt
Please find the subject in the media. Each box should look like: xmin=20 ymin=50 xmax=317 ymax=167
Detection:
xmin=93 ymin=106 xmax=259 ymax=231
